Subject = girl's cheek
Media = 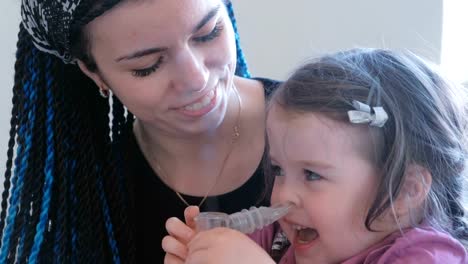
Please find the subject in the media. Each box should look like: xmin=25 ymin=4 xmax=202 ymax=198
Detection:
xmin=270 ymin=179 xmax=290 ymax=206
xmin=270 ymin=184 xmax=281 ymax=205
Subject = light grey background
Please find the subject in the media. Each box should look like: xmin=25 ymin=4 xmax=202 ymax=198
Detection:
xmin=234 ymin=0 xmax=443 ymax=79
xmin=1 ymin=0 xmax=21 ymax=174
xmin=0 ymin=0 xmax=449 ymax=173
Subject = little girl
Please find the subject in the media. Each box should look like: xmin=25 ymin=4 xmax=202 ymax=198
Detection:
xmin=162 ymin=48 xmax=468 ymax=264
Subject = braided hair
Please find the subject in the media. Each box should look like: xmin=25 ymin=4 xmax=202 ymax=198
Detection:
xmin=0 ymin=1 xmax=250 ymax=263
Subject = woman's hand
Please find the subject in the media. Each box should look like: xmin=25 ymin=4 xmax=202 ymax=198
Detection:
xmin=185 ymin=227 xmax=275 ymax=264
xmin=162 ymin=206 xmax=199 ymax=264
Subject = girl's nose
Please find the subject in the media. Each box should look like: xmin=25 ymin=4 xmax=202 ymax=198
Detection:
xmin=172 ymin=48 xmax=209 ymax=94
xmin=272 ymin=180 xmax=301 ymax=209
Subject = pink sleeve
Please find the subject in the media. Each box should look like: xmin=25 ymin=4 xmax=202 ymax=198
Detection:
xmin=247 ymin=224 xmax=276 ymax=254
xmin=385 ymin=246 xmax=467 ymax=264
xmin=379 ymin=229 xmax=467 ymax=264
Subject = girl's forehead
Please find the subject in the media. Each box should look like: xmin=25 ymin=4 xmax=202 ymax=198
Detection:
xmin=267 ymin=108 xmax=375 ymax=163
xmin=268 ymin=110 xmax=343 ymax=142
xmin=267 ymin=105 xmax=337 ymax=133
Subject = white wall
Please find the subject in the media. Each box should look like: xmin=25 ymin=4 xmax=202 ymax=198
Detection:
xmin=0 ymin=1 xmax=443 ymax=172
xmin=234 ymin=0 xmax=443 ymax=79
xmin=0 ymin=0 xmax=21 ymax=173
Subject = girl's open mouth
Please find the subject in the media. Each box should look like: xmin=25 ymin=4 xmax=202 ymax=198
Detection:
xmin=294 ymin=225 xmax=318 ymax=243
xmin=292 ymin=225 xmax=319 ymax=251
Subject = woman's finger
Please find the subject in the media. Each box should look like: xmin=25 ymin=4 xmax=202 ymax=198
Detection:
xmin=184 ymin=206 xmax=200 ymax=229
xmin=161 ymin=235 xmax=188 ymax=260
xmin=187 ymin=228 xmax=223 ymax=254
xmin=163 ymin=252 xmax=185 ymax=264
xmin=165 ymin=217 xmax=195 ymax=244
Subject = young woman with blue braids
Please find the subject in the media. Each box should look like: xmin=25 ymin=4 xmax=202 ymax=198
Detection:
xmin=1 ymin=0 xmax=280 ymax=262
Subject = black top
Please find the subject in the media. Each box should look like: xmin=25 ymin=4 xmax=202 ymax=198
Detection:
xmin=124 ymin=78 xmax=280 ymax=263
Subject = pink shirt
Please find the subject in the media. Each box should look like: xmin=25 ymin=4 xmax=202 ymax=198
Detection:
xmin=249 ymin=223 xmax=467 ymax=264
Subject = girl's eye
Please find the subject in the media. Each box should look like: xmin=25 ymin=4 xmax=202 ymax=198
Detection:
xmin=132 ymin=57 xmax=164 ymax=78
xmin=304 ymin=170 xmax=322 ymax=181
xmin=271 ymin=165 xmax=285 ymax=177
xmin=193 ymin=21 xmax=224 ymax=43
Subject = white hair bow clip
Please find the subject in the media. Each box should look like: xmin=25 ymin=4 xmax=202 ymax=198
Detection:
xmin=347 ymin=100 xmax=388 ymax=127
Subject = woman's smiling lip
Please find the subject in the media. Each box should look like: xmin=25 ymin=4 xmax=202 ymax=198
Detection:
xmin=175 ymin=89 xmax=217 ymax=117
xmin=169 ymin=78 xmax=221 ymax=110
xmin=172 ymin=88 xmax=213 ymax=109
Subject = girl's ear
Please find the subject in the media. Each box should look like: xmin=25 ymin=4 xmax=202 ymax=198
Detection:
xmin=77 ymin=60 xmax=109 ymax=91
xmin=394 ymin=164 xmax=432 ymax=217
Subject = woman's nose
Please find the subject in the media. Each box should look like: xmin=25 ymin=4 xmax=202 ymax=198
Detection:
xmin=172 ymin=49 xmax=209 ymax=93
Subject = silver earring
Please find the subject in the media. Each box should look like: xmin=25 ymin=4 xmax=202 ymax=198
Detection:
xmin=99 ymin=87 xmax=109 ymax=98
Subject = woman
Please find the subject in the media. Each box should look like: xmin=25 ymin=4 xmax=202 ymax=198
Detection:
xmin=0 ymin=0 xmax=279 ymax=263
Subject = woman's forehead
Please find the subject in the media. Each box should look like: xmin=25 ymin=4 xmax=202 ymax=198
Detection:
xmin=87 ymin=0 xmax=222 ymax=40
xmin=85 ymin=0 xmax=224 ymax=59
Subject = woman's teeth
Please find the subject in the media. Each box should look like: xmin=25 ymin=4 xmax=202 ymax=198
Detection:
xmin=183 ymin=90 xmax=215 ymax=111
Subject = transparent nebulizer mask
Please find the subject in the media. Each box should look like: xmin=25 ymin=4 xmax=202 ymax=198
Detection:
xmin=194 ymin=203 xmax=292 ymax=234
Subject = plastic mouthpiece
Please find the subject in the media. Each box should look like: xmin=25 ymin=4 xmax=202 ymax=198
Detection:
xmin=194 ymin=203 xmax=291 ymax=234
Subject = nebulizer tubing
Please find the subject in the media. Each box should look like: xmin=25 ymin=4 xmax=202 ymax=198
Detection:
xmin=194 ymin=203 xmax=292 ymax=234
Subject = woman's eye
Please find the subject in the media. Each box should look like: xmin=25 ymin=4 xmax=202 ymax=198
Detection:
xmin=132 ymin=57 xmax=164 ymax=78
xmin=304 ymin=170 xmax=322 ymax=181
xmin=271 ymin=165 xmax=285 ymax=177
xmin=193 ymin=21 xmax=224 ymax=43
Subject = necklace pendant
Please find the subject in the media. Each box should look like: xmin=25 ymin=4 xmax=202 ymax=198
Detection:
xmin=232 ymin=126 xmax=240 ymax=143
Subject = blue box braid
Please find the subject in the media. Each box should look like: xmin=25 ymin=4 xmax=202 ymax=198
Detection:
xmin=0 ymin=26 xmax=28 ymax=244
xmin=97 ymin=177 xmax=121 ymax=264
xmin=226 ymin=1 xmax=251 ymax=78
xmin=69 ymin=74 xmax=113 ymax=264
xmin=49 ymin=55 xmax=79 ymax=264
xmin=0 ymin=33 xmax=116 ymax=263
xmin=29 ymin=56 xmax=56 ymax=264
xmin=0 ymin=43 xmax=38 ymax=263
xmin=17 ymin=46 xmax=48 ymax=264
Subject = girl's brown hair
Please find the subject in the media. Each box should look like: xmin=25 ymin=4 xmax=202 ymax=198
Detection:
xmin=270 ymin=48 xmax=468 ymax=247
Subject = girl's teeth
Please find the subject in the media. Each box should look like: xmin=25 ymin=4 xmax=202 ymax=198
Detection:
xmin=293 ymin=225 xmax=306 ymax=230
xmin=291 ymin=224 xmax=318 ymax=244
xmin=297 ymin=228 xmax=318 ymax=244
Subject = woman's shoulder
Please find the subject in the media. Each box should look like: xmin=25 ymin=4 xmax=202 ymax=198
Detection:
xmin=234 ymin=76 xmax=281 ymax=99
xmin=252 ymin=77 xmax=282 ymax=97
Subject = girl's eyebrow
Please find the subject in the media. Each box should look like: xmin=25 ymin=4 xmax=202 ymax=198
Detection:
xmin=115 ymin=5 xmax=221 ymax=62
xmin=269 ymin=153 xmax=333 ymax=169
xmin=302 ymin=160 xmax=334 ymax=170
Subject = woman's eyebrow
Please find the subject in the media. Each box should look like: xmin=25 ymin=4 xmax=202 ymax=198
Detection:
xmin=116 ymin=47 xmax=167 ymax=62
xmin=192 ymin=5 xmax=221 ymax=33
xmin=115 ymin=5 xmax=221 ymax=62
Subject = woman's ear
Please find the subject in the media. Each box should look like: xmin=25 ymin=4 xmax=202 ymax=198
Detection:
xmin=77 ymin=60 xmax=109 ymax=92
xmin=394 ymin=164 xmax=432 ymax=217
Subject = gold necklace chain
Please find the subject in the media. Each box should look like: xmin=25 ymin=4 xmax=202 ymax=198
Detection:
xmin=155 ymin=86 xmax=242 ymax=208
